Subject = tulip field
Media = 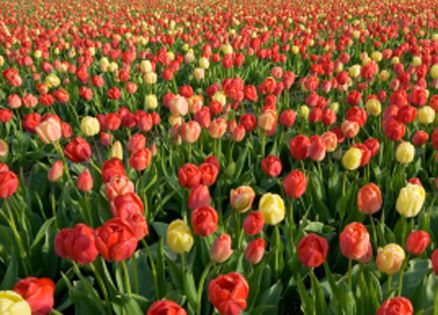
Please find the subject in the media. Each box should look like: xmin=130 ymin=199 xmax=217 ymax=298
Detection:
xmin=0 ymin=0 xmax=438 ymax=314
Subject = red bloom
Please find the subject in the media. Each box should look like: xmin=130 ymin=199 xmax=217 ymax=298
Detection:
xmin=54 ymin=223 xmax=98 ymax=264
xmin=242 ymin=211 xmax=264 ymax=235
xmin=289 ymin=135 xmax=310 ymax=160
xmin=244 ymin=238 xmax=266 ymax=265
xmin=406 ymin=230 xmax=430 ymax=256
xmin=0 ymin=169 xmax=19 ymax=199
xmin=96 ymin=218 xmax=138 ymax=262
xmin=377 ymin=297 xmax=413 ymax=315
xmin=13 ymin=277 xmax=55 ymax=315
xmin=102 ymin=158 xmax=125 ymax=183
xmin=107 ymin=87 xmax=121 ymax=100
xmin=199 ymin=162 xmax=219 ymax=186
xmin=178 ymin=163 xmax=201 ymax=188
xmin=191 ymin=206 xmax=218 ymax=236
xmin=339 ymin=222 xmax=370 ymax=261
xmin=188 ymin=185 xmax=211 ymax=210
xmin=147 ymin=300 xmax=187 ymax=315
xmin=261 ymin=155 xmax=282 ymax=177
xmin=297 ymin=233 xmax=329 ymax=268
xmin=64 ymin=137 xmax=92 ymax=163
xmin=129 ymin=148 xmax=152 ymax=172
xmin=283 ymin=170 xmax=307 ymax=199
xmin=209 ymin=272 xmax=249 ymax=315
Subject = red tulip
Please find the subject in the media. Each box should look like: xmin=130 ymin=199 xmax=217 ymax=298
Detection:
xmin=147 ymin=300 xmax=187 ymax=315
xmin=244 ymin=238 xmax=265 ymax=265
xmin=191 ymin=206 xmax=218 ymax=236
xmin=96 ymin=218 xmax=138 ymax=262
xmin=297 ymin=233 xmax=329 ymax=268
xmin=283 ymin=170 xmax=307 ymax=198
xmin=13 ymin=277 xmax=55 ymax=315
xmin=209 ymin=272 xmax=249 ymax=315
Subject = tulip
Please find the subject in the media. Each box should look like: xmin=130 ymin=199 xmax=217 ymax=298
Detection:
xmin=396 ymin=183 xmax=425 ymax=218
xmin=283 ymin=170 xmax=307 ymax=199
xmin=0 ymin=139 xmax=8 ymax=158
xmin=405 ymin=230 xmax=430 ymax=256
xmin=340 ymin=222 xmax=371 ymax=261
xmin=36 ymin=118 xmax=62 ymax=144
xmin=357 ymin=183 xmax=382 ymax=214
xmin=395 ymin=142 xmax=415 ymax=164
xmin=77 ymin=169 xmax=93 ymax=192
xmin=96 ymin=218 xmax=138 ymax=262
xmin=377 ymin=296 xmax=413 ymax=315
xmin=297 ymin=233 xmax=329 ymax=268
xmin=0 ymin=170 xmax=19 ymax=199
xmin=188 ymin=185 xmax=211 ymax=210
xmin=365 ymin=98 xmax=381 ymax=116
xmin=210 ymin=233 xmax=233 ymax=263
xmin=54 ymin=223 xmax=98 ymax=264
xmin=144 ymin=94 xmax=158 ymax=109
xmin=80 ymin=116 xmax=100 ymax=136
xmin=244 ymin=238 xmax=266 ymax=265
xmin=0 ymin=290 xmax=31 ymax=315
xmin=376 ymin=244 xmax=405 ymax=275
xmin=110 ymin=141 xmax=123 ymax=160
xmin=342 ymin=147 xmax=362 ymax=170
xmin=48 ymin=160 xmax=63 ymax=182
xmin=129 ymin=148 xmax=152 ymax=172
xmin=147 ymin=300 xmax=187 ymax=315
xmin=417 ymin=106 xmax=435 ymax=125
xmin=191 ymin=206 xmax=218 ymax=237
xmin=208 ymin=272 xmax=249 ymax=315
xmin=178 ymin=163 xmax=201 ymax=189
xmin=259 ymin=193 xmax=285 ymax=225
xmin=432 ymin=249 xmax=438 ymax=275
xmin=230 ymin=186 xmax=255 ymax=213
xmin=242 ymin=211 xmax=264 ymax=236
xmin=13 ymin=277 xmax=55 ymax=315
xmin=167 ymin=220 xmax=193 ymax=254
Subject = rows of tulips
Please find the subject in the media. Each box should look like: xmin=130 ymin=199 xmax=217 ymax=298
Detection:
xmin=0 ymin=0 xmax=437 ymax=314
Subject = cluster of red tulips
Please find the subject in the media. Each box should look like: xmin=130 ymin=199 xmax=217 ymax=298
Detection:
xmin=0 ymin=0 xmax=437 ymax=314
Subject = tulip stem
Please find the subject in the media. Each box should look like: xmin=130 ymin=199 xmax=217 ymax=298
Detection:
xmin=369 ymin=215 xmax=378 ymax=248
xmin=434 ymin=284 xmax=438 ymax=315
xmin=121 ymin=260 xmax=132 ymax=297
xmin=89 ymin=262 xmax=112 ymax=314
xmin=196 ymin=261 xmax=213 ymax=315
xmin=260 ymin=132 xmax=266 ymax=157
xmin=142 ymin=239 xmax=160 ymax=299
xmin=400 ymin=216 xmax=407 ymax=247
xmin=397 ymin=254 xmax=409 ymax=295
xmin=347 ymin=259 xmax=353 ymax=290
xmin=387 ymin=276 xmax=392 ymax=296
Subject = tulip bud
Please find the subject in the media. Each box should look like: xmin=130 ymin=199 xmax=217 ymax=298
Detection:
xmin=0 ymin=139 xmax=8 ymax=158
xmin=405 ymin=230 xmax=430 ymax=256
xmin=430 ymin=64 xmax=438 ymax=79
xmin=48 ymin=160 xmax=63 ymax=182
xmin=376 ymin=244 xmax=405 ymax=275
xmin=110 ymin=141 xmax=123 ymax=160
xmin=357 ymin=183 xmax=382 ymax=214
xmin=77 ymin=169 xmax=94 ymax=192
xmin=210 ymin=233 xmax=233 ymax=263
xmin=244 ymin=238 xmax=266 ymax=265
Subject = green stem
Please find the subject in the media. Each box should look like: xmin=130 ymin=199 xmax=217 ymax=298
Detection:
xmin=196 ymin=262 xmax=213 ymax=315
xmin=142 ymin=239 xmax=160 ymax=299
xmin=434 ymin=284 xmax=438 ymax=315
xmin=397 ymin=254 xmax=409 ymax=295
xmin=89 ymin=262 xmax=112 ymax=314
xmin=347 ymin=259 xmax=353 ymax=290
xmin=369 ymin=215 xmax=378 ymax=248
xmin=387 ymin=276 xmax=392 ymax=296
xmin=132 ymin=254 xmax=139 ymax=294
xmin=121 ymin=260 xmax=132 ymax=297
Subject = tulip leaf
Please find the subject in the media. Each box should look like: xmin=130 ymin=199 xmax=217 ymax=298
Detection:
xmin=0 ymin=254 xmax=17 ymax=289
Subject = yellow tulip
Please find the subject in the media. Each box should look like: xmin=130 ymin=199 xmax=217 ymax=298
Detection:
xmin=342 ymin=148 xmax=362 ymax=170
xmin=395 ymin=142 xmax=415 ymax=164
xmin=80 ymin=116 xmax=100 ymax=136
xmin=144 ymin=94 xmax=158 ymax=110
xmin=365 ymin=98 xmax=381 ymax=116
xmin=167 ymin=220 xmax=193 ymax=254
xmin=110 ymin=141 xmax=123 ymax=160
xmin=430 ymin=64 xmax=438 ymax=79
xmin=376 ymin=244 xmax=405 ymax=275
xmin=396 ymin=183 xmax=426 ymax=218
xmin=417 ymin=106 xmax=435 ymax=125
xmin=0 ymin=290 xmax=31 ymax=315
xmin=259 ymin=193 xmax=285 ymax=225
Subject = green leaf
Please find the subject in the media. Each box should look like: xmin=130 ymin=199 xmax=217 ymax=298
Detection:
xmin=0 ymin=255 xmax=17 ymax=289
